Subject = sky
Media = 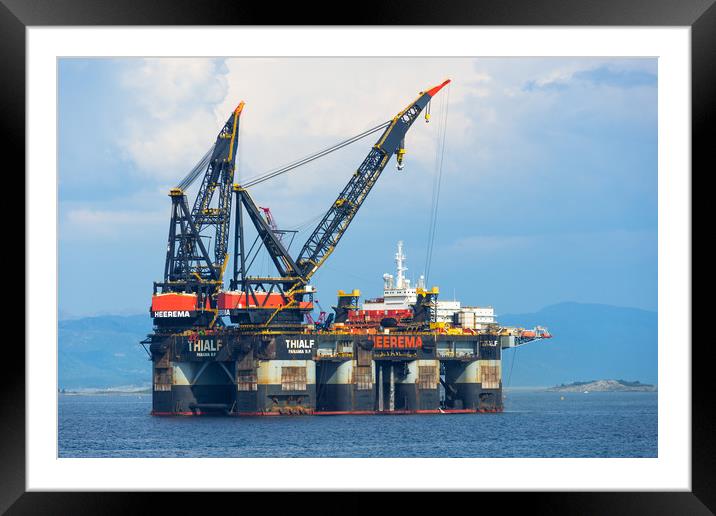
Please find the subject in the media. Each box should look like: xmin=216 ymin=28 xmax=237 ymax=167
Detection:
xmin=58 ymin=57 xmax=657 ymax=318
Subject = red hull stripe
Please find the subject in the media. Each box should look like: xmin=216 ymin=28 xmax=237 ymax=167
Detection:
xmin=151 ymin=408 xmax=503 ymax=416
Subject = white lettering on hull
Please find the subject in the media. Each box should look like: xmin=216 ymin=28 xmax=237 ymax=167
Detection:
xmin=190 ymin=339 xmax=223 ymax=353
xmin=153 ymin=310 xmax=192 ymax=318
xmin=286 ymin=339 xmax=315 ymax=354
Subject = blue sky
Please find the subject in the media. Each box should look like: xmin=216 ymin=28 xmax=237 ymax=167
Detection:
xmin=58 ymin=57 xmax=657 ymax=318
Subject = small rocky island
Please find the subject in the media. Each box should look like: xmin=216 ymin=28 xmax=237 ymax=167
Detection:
xmin=547 ymin=379 xmax=657 ymax=392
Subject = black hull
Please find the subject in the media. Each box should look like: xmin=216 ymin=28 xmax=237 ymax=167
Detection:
xmin=150 ymin=331 xmax=504 ymax=416
xmin=316 ymin=384 xmax=376 ymax=413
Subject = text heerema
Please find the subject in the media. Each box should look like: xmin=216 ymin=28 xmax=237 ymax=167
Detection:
xmin=153 ymin=310 xmax=191 ymax=318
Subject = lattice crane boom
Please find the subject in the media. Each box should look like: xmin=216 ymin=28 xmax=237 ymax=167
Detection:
xmin=295 ymin=80 xmax=450 ymax=281
xmin=164 ymin=102 xmax=245 ymax=287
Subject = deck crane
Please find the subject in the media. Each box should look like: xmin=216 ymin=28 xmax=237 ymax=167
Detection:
xmin=305 ymin=299 xmax=330 ymax=329
xmin=257 ymin=206 xmax=298 ymax=247
xmin=220 ymin=80 xmax=451 ymax=329
xmin=259 ymin=207 xmax=280 ymax=240
xmin=150 ymin=102 xmax=245 ymax=328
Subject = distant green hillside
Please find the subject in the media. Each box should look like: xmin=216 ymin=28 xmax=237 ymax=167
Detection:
xmin=59 ymin=314 xmax=152 ymax=389
xmin=547 ymin=379 xmax=656 ymax=392
xmin=500 ymin=302 xmax=657 ymax=387
xmin=58 ymin=302 xmax=657 ymax=389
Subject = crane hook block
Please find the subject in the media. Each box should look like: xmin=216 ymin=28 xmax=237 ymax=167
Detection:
xmin=396 ymin=137 xmax=406 ymax=170
xmin=396 ymin=147 xmax=406 ymax=171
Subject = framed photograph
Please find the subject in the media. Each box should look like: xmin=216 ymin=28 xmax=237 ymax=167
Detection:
xmin=8 ymin=0 xmax=708 ymax=512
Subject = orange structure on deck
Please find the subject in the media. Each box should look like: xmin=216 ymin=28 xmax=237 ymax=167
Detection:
xmin=218 ymin=291 xmax=313 ymax=310
xmin=151 ymin=292 xmax=199 ymax=312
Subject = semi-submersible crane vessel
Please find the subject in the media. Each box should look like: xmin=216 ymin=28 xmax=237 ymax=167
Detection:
xmin=144 ymin=80 xmax=551 ymax=416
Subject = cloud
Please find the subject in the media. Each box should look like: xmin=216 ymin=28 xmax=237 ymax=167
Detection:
xmin=163 ymin=57 xmax=492 ymax=226
xmin=60 ymin=185 xmax=171 ymax=241
xmin=220 ymin=58 xmax=486 ymax=164
xmin=117 ymin=58 xmax=231 ymax=181
xmin=111 ymin=57 xmax=492 ymax=219
xmin=523 ymin=63 xmax=657 ymax=92
xmin=522 ymin=67 xmax=579 ymax=91
xmin=449 ymin=229 xmax=655 ymax=261
xmin=99 ymin=56 xmax=658 ymax=248
xmin=573 ymin=66 xmax=657 ymax=88
xmin=62 ymin=207 xmax=167 ymax=239
xmin=109 ymin=57 xmax=656 ymax=221
xmin=120 ymin=58 xmax=227 ymax=119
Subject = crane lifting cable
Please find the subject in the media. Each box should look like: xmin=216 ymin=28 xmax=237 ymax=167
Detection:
xmin=424 ymin=82 xmax=451 ymax=285
xmin=175 ymin=143 xmax=216 ymax=191
xmin=287 ymin=209 xmax=330 ymax=233
xmin=240 ymin=121 xmax=391 ymax=189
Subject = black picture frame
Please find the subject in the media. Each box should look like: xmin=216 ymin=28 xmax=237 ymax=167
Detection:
xmin=5 ymin=0 xmax=708 ymax=512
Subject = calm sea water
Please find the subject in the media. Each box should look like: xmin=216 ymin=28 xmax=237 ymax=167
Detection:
xmin=58 ymin=390 xmax=657 ymax=458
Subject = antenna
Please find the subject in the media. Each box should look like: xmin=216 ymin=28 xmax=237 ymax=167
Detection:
xmin=395 ymin=241 xmax=407 ymax=289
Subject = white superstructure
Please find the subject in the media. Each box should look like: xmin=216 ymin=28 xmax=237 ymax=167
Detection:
xmin=454 ymin=306 xmax=496 ymax=329
xmin=436 ymin=300 xmax=461 ymax=323
xmin=363 ymin=241 xmax=497 ymax=328
xmin=365 ymin=241 xmax=420 ymax=311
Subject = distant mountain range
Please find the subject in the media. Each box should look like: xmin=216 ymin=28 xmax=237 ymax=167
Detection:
xmin=500 ymin=302 xmax=657 ymax=387
xmin=58 ymin=302 xmax=657 ymax=389
xmin=59 ymin=314 xmax=152 ymax=389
